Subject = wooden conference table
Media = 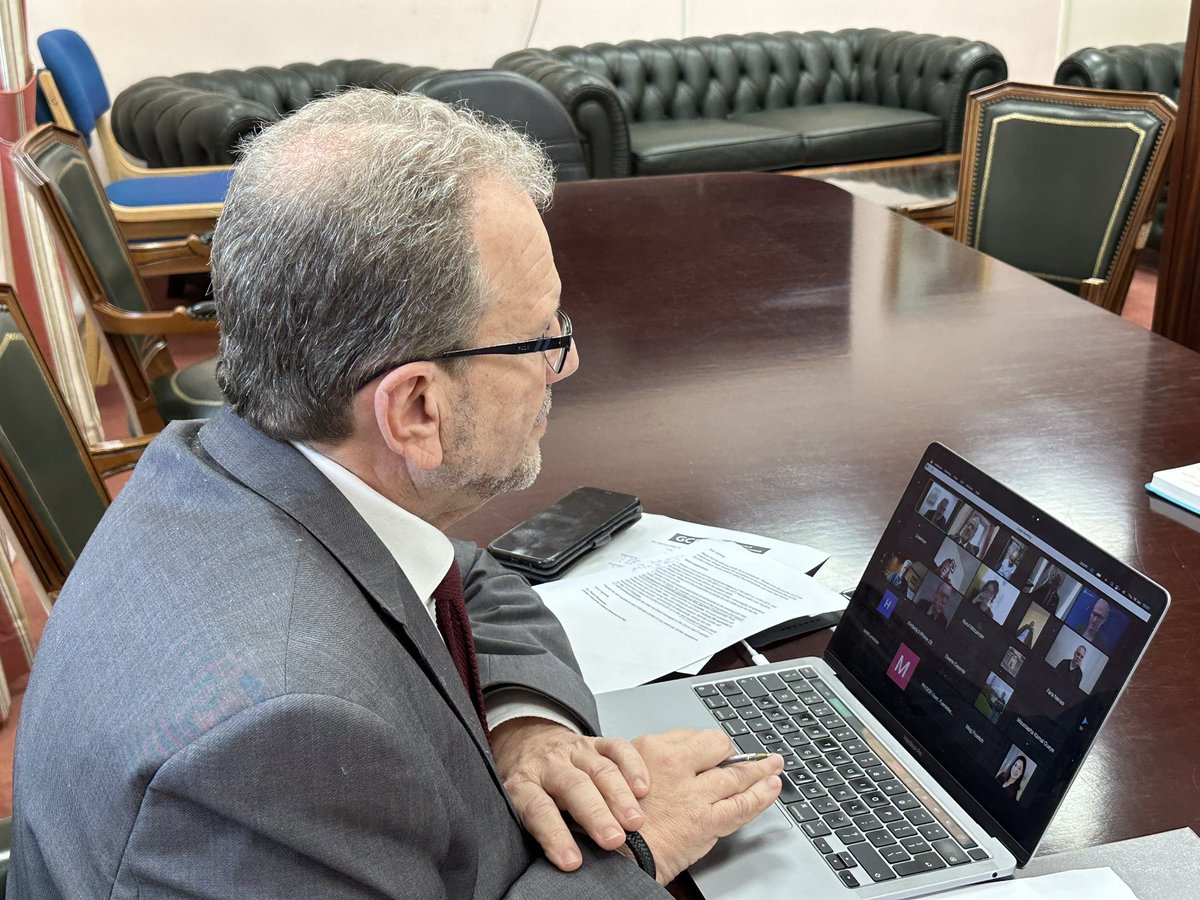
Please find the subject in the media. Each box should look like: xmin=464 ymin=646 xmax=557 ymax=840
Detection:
xmin=448 ymin=173 xmax=1200 ymax=862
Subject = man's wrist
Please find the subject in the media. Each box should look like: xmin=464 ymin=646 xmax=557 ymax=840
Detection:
xmin=623 ymin=830 xmax=657 ymax=882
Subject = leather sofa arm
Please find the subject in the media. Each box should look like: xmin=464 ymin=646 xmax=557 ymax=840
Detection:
xmin=112 ymin=77 xmax=280 ymax=167
xmin=1054 ymin=43 xmax=1184 ymax=99
xmin=852 ymin=31 xmax=1007 ymax=153
xmin=494 ymin=49 xmax=631 ymax=178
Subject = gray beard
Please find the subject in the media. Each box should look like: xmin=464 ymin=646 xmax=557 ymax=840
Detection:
xmin=436 ymin=389 xmax=551 ymax=501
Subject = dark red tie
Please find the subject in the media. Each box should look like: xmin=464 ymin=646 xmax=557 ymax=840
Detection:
xmin=432 ymin=562 xmax=491 ymax=745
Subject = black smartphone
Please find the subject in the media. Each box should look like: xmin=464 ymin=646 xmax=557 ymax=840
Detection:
xmin=488 ymin=487 xmax=642 ymax=583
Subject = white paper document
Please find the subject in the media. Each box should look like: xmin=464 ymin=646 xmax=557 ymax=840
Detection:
xmin=937 ymin=867 xmax=1136 ymax=899
xmin=537 ymin=540 xmax=845 ymax=694
xmin=563 ymin=513 xmax=829 ymax=580
xmin=560 ymin=513 xmax=834 ymax=675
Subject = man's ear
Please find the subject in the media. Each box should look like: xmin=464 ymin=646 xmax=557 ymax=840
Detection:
xmin=373 ymin=363 xmax=446 ymax=470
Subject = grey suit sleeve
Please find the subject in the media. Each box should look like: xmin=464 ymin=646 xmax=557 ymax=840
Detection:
xmin=503 ymin=843 xmax=669 ymax=899
xmin=117 ymin=695 xmax=464 ymax=898
xmin=455 ymin=541 xmax=602 ymax=735
xmin=116 ymin=692 xmax=665 ymax=899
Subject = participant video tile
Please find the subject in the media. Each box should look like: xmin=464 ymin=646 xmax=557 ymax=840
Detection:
xmin=974 ymin=670 xmax=1015 ymax=724
xmin=1061 ymin=588 xmax=1131 ymax=655
xmin=963 ymin=563 xmax=1021 ymax=626
xmin=1023 ymin=558 xmax=1082 ymax=617
xmin=994 ymin=744 xmax=1037 ymax=802
xmin=948 ymin=504 xmax=998 ymax=559
xmin=1044 ymin=626 xmax=1109 ymax=695
xmin=912 ymin=571 xmax=963 ymax=631
xmin=917 ymin=481 xmax=960 ymax=532
xmin=933 ymin=537 xmax=981 ymax=594
xmin=999 ymin=645 xmax=1026 ymax=678
xmin=1012 ymin=601 xmax=1052 ymax=649
xmin=992 ymin=536 xmax=1027 ymax=582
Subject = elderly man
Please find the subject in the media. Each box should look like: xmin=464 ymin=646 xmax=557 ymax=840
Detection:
xmin=9 ymin=90 xmax=781 ymax=897
xmin=923 ymin=497 xmax=950 ymax=529
xmin=1055 ymin=645 xmax=1087 ymax=687
xmin=1081 ymin=596 xmax=1110 ymax=643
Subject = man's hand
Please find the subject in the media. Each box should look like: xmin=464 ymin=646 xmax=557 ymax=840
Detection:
xmin=626 ymin=728 xmax=784 ymax=885
xmin=491 ymin=717 xmax=651 ymax=872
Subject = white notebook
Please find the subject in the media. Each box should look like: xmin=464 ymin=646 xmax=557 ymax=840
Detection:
xmin=1145 ymin=462 xmax=1200 ymax=517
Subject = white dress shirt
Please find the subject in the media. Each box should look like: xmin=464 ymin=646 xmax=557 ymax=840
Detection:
xmin=293 ymin=442 xmax=579 ymax=733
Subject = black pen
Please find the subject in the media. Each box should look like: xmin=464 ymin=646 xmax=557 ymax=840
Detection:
xmin=718 ymin=752 xmax=771 ymax=767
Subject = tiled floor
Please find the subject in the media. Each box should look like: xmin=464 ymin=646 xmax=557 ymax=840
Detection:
xmin=0 ymin=264 xmax=1164 ymax=817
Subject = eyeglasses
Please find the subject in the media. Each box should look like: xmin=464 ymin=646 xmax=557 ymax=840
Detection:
xmin=357 ymin=309 xmax=572 ymax=390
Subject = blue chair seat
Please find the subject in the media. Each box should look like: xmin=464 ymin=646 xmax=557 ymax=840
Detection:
xmin=105 ymin=168 xmax=232 ymax=207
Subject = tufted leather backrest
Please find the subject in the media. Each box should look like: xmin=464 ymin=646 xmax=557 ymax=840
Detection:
xmin=542 ymin=30 xmax=1002 ymax=144
xmin=1055 ymin=43 xmax=1185 ymax=101
xmin=112 ymin=60 xmax=440 ymax=167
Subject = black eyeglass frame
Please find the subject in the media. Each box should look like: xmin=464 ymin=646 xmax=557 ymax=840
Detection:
xmin=357 ymin=309 xmax=572 ymax=391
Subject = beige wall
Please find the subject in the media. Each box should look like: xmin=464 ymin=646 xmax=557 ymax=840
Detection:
xmin=1060 ymin=0 xmax=1189 ymax=57
xmin=688 ymin=1 xmax=1060 ymax=87
xmin=25 ymin=0 xmax=1192 ymax=98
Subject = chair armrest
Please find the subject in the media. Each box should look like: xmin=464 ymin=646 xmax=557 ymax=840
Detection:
xmin=90 ymin=435 xmax=153 ymax=478
xmin=92 ymin=300 xmax=219 ymax=335
xmin=1079 ymin=278 xmax=1108 ymax=306
xmin=494 ymin=50 xmax=631 ymax=178
xmin=128 ymin=232 xmax=212 ymax=277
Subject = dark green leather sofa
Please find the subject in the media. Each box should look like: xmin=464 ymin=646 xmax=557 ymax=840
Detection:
xmin=1055 ymin=42 xmax=1184 ymax=250
xmin=110 ymin=64 xmax=588 ymax=181
xmin=111 ymin=60 xmax=441 ymax=167
xmin=495 ymin=30 xmax=1008 ymax=178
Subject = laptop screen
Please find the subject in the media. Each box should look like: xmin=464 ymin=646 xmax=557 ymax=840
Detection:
xmin=826 ymin=443 xmax=1168 ymax=865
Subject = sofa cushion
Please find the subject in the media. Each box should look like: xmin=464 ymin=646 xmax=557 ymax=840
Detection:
xmin=630 ymin=119 xmax=804 ymax=175
xmin=733 ymin=103 xmax=943 ymax=166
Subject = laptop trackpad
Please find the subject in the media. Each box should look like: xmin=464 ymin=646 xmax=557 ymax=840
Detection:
xmin=718 ymin=801 xmax=792 ymax=845
xmin=692 ymin=803 xmax=802 ymax=897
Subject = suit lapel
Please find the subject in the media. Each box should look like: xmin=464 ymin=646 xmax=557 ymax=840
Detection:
xmin=196 ymin=410 xmax=500 ymax=774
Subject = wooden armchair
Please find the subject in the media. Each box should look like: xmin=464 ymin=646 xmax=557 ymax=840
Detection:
xmin=13 ymin=125 xmax=223 ymax=434
xmin=0 ymin=285 xmax=148 ymax=597
xmin=953 ymin=81 xmax=1175 ymax=314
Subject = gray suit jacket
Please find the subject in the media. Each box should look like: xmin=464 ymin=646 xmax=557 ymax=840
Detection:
xmin=9 ymin=410 xmax=664 ymax=898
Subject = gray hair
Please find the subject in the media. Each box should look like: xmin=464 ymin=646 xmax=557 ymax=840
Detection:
xmin=211 ymin=88 xmax=555 ymax=441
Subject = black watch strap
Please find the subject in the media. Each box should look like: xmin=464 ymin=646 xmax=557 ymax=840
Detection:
xmin=624 ymin=830 xmax=656 ymax=880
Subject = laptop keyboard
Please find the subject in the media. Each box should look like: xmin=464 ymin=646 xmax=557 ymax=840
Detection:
xmin=694 ymin=665 xmax=991 ymax=889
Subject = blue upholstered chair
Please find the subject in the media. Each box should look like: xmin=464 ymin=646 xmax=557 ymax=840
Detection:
xmin=36 ymin=29 xmax=229 ymax=241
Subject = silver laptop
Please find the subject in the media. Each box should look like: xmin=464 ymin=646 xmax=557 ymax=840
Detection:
xmin=597 ymin=443 xmax=1169 ymax=898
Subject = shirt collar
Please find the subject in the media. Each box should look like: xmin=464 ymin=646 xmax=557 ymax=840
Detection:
xmin=292 ymin=442 xmax=453 ymax=605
